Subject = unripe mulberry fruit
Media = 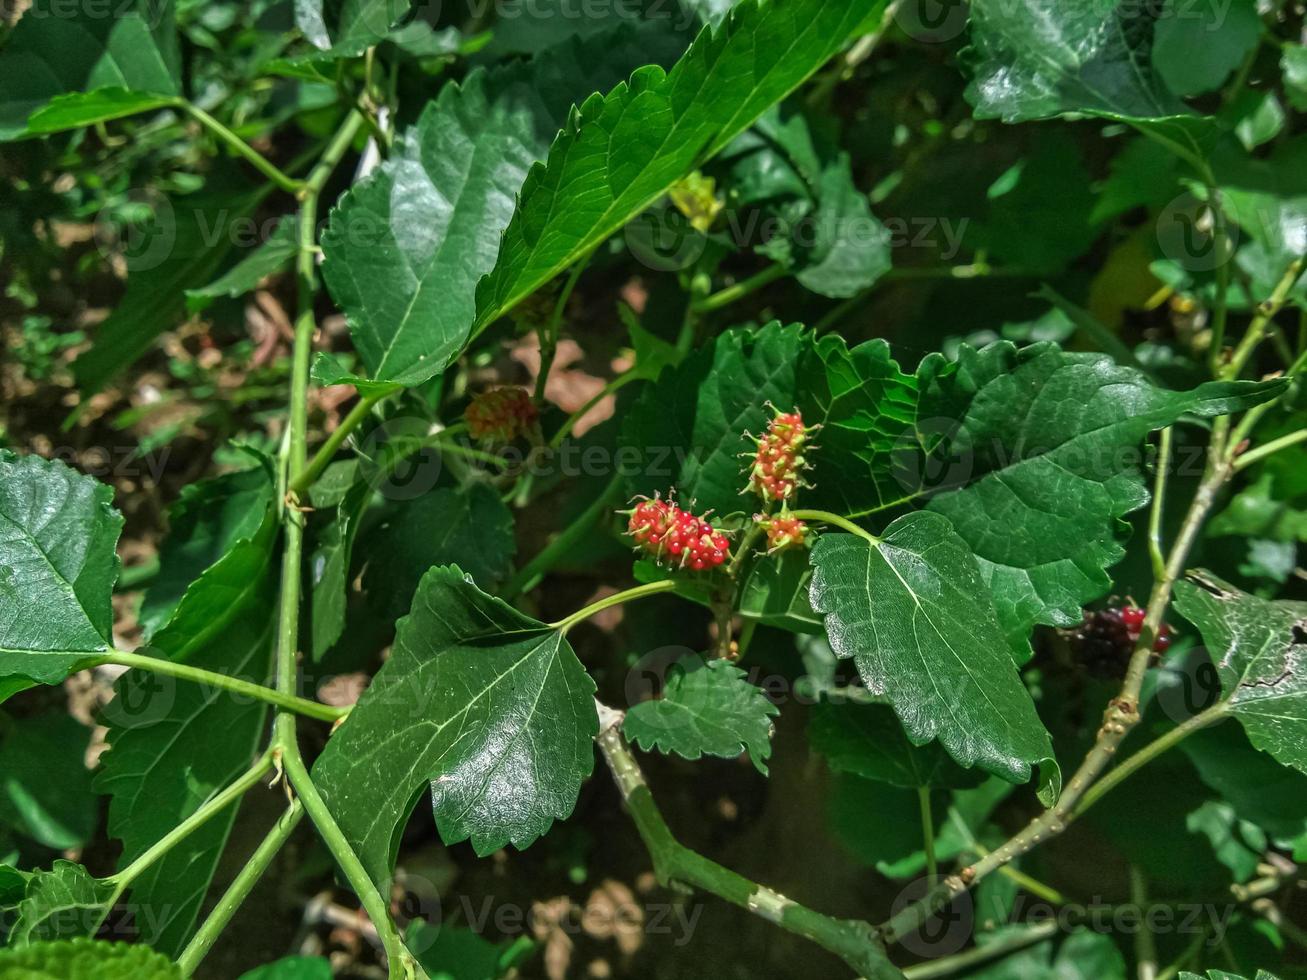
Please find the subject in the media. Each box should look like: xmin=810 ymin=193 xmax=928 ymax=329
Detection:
xmin=747 ymin=407 xmax=816 ymax=503
xmin=464 ymin=387 xmax=537 ymax=443
xmin=625 ymin=496 xmax=731 ymax=571
xmin=754 ymin=514 xmax=809 ymax=553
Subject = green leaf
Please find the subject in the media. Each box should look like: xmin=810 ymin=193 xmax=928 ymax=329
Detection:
xmin=407 ymin=920 xmax=509 ymax=980
xmin=308 ymin=478 xmax=371 ymax=661
xmin=295 ymin=0 xmax=410 ymax=55
xmin=1092 ymin=137 xmax=1183 ymax=224
xmin=72 ymin=186 xmax=267 ymax=392
xmin=1283 ymin=45 xmax=1307 ymax=112
xmin=797 ymin=331 xmax=917 ymax=518
xmin=96 ymin=471 xmax=279 ymax=955
xmin=0 ymin=0 xmax=179 ymax=140
xmin=315 ymin=566 xmax=598 ymax=883
xmin=808 ymin=700 xmax=983 ymax=789
xmin=8 ymin=861 xmax=116 ymax=946
xmin=0 ymin=864 xmax=29 ymax=906
xmin=24 ymin=89 xmax=177 ymax=136
xmin=0 ymin=713 xmax=98 ymax=850
xmin=358 ymin=484 xmax=516 ymax=625
xmin=0 ymin=938 xmax=181 ymax=979
xmin=807 ymin=517 xmax=1058 ymax=795
xmin=961 ymin=0 xmax=1222 ymax=167
xmin=621 ymin=321 xmax=807 ymax=514
xmin=138 ymin=457 xmax=277 ymax=639
xmin=1186 ymin=800 xmax=1265 ymax=884
xmin=827 ymin=775 xmax=936 ymax=875
xmin=185 ymin=218 xmax=300 ymax=313
xmin=917 ymin=342 xmax=1287 ymax=652
xmin=972 ymin=132 xmax=1100 ymax=276
xmin=473 ymin=0 xmax=878 ymax=332
xmin=1173 ymin=572 xmax=1307 ymax=778
xmin=624 ymin=657 xmax=778 ymax=773
xmin=321 ymin=24 xmax=689 ymax=386
xmin=237 ymin=957 xmax=333 ymax=980
xmin=1153 ymin=0 xmax=1261 ymax=97
xmin=737 ymin=550 xmax=822 ymax=633
xmin=1181 ymin=731 xmax=1307 ymax=846
xmin=621 ymin=321 xmax=917 ymax=519
xmin=309 ymin=354 xmax=404 ymax=399
xmin=789 ymin=152 xmax=890 ymax=298
xmin=0 ymin=451 xmax=123 ymax=685
xmin=725 ymin=103 xmax=890 ymax=298
xmin=484 ymin=0 xmax=643 ymax=54
xmin=966 ymin=930 xmax=1126 ymax=980
xmin=829 ymin=773 xmax=1013 ymax=878
xmin=1210 ymin=472 xmax=1307 ymax=543
xmin=0 ymin=678 xmax=35 ymax=707
xmin=1222 ymin=137 xmax=1307 ymax=308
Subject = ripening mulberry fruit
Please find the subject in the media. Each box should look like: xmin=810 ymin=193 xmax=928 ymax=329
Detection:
xmin=754 ymin=514 xmax=809 ymax=553
xmin=1067 ymin=604 xmax=1173 ymax=678
xmin=747 ymin=407 xmax=815 ymax=503
xmin=464 ymin=387 xmax=538 ymax=443
xmin=625 ymin=496 xmax=731 ymax=571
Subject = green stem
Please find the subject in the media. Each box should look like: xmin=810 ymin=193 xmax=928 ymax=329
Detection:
xmin=180 ymin=102 xmax=304 ymax=195
xmin=1233 ymin=428 xmax=1307 ymax=472
xmin=901 ymin=921 xmax=1060 ymax=980
xmin=1131 ymin=865 xmax=1160 ymax=980
xmin=918 ymin=787 xmax=937 ymax=882
xmin=998 ymin=866 xmax=1067 ymax=906
xmin=595 ymin=713 xmax=904 ymax=980
xmin=1156 ymin=930 xmax=1212 ymax=980
xmin=1072 ymin=703 xmax=1230 ymax=819
xmin=503 ymin=472 xmax=625 ymax=599
xmin=535 ymin=249 xmax=594 ymax=403
xmin=93 ymin=650 xmax=344 ymax=723
xmin=946 ymin=812 xmax=1070 ymax=906
xmin=1208 ymin=192 xmax=1233 ymax=376
xmin=1148 ymin=427 xmax=1173 ymax=582
xmin=177 ymin=802 xmax=305 ymax=976
xmin=109 ymin=751 xmax=276 ymax=889
xmin=692 ymin=264 xmax=787 ymax=314
xmin=1223 ymin=257 xmax=1305 ymax=380
xmin=292 ymin=388 xmax=396 ymax=498
xmin=430 ymin=437 xmax=510 ymax=469
xmin=550 ymin=580 xmax=678 ymax=634
xmin=788 ymin=509 xmax=880 ymax=544
xmin=1225 ymin=343 xmax=1307 ymax=451
xmin=884 ymin=262 xmax=1037 ymax=281
xmin=280 ymin=743 xmax=411 ymax=975
xmin=549 ymin=372 xmax=640 ymax=448
xmin=272 ymin=107 xmax=412 ymax=980
xmin=114 ymin=556 xmax=160 ymax=592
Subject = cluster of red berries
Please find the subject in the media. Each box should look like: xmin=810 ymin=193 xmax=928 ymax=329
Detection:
xmin=464 ymin=387 xmax=538 ymax=443
xmin=1068 ymin=604 xmax=1173 ymax=678
xmin=754 ymin=514 xmax=808 ymax=553
xmin=747 ymin=408 xmax=814 ymax=502
xmin=626 ymin=497 xmax=732 ymax=571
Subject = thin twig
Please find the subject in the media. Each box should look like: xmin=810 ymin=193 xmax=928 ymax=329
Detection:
xmin=594 ymin=705 xmax=905 ymax=980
